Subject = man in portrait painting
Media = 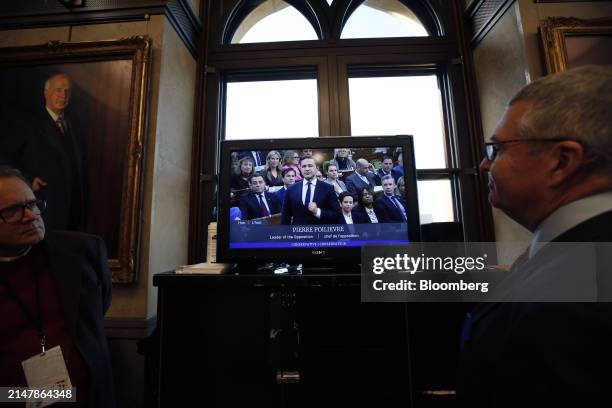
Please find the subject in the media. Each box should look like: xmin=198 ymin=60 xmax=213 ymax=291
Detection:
xmin=0 ymin=73 xmax=89 ymax=231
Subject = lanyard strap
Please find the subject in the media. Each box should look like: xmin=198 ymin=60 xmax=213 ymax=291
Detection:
xmin=0 ymin=258 xmax=46 ymax=351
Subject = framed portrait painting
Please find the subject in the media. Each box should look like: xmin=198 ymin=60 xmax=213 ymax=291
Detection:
xmin=0 ymin=37 xmax=151 ymax=283
xmin=540 ymin=17 xmax=612 ymax=73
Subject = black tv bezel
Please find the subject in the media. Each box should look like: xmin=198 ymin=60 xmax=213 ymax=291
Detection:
xmin=216 ymin=135 xmax=421 ymax=265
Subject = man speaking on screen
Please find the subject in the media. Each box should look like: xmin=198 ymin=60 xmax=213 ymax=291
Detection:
xmin=281 ymin=158 xmax=341 ymax=225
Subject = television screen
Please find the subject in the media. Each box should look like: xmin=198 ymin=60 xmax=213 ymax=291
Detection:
xmin=217 ymin=136 xmax=420 ymax=265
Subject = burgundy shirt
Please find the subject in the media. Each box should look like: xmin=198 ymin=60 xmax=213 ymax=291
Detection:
xmin=0 ymin=245 xmax=90 ymax=405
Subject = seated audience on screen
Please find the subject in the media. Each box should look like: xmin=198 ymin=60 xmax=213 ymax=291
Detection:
xmin=0 ymin=166 xmax=115 ymax=407
xmin=281 ymin=158 xmax=340 ymax=225
xmin=259 ymin=150 xmax=284 ymax=187
xmin=230 ymin=156 xmax=255 ymax=195
xmin=374 ymin=175 xmax=408 ymax=223
xmin=316 ymin=170 xmax=325 ymax=182
xmin=230 ymin=206 xmax=242 ymax=221
xmin=396 ymin=176 xmax=406 ymax=196
xmin=393 ymin=152 xmax=404 ymax=177
xmin=338 ymin=191 xmax=367 ymax=225
xmin=282 ymin=150 xmax=302 ymax=182
xmin=276 ymin=168 xmax=296 ymax=206
xmin=324 ymin=164 xmax=347 ymax=197
xmin=301 ymin=148 xmax=313 ymax=161
xmin=345 ymin=158 xmax=377 ymax=196
xmin=237 ymin=150 xmax=265 ymax=168
xmin=355 ymin=187 xmax=380 ymax=224
xmin=375 ymin=156 xmax=401 ymax=184
xmin=329 ymin=148 xmax=356 ymax=172
xmin=239 ymin=174 xmax=281 ymax=220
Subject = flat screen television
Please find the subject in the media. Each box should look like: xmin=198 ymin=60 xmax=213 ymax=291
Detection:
xmin=217 ymin=136 xmax=420 ymax=266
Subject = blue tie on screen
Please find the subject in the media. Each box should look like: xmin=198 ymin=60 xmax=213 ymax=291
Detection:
xmin=258 ymin=194 xmax=269 ymax=217
xmin=305 ymin=181 xmax=312 ymax=206
xmin=394 ymin=197 xmax=407 ymax=221
xmin=390 ymin=196 xmax=407 ymax=221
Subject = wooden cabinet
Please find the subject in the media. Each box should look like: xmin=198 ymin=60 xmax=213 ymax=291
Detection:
xmin=153 ymin=271 xmax=416 ymax=407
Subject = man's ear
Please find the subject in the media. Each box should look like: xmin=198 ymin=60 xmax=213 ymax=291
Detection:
xmin=547 ymin=140 xmax=584 ymax=187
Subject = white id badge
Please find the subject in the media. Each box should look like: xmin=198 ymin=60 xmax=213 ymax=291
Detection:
xmin=22 ymin=345 xmax=72 ymax=407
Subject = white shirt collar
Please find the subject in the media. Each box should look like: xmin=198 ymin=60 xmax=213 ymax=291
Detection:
xmin=0 ymin=246 xmax=32 ymax=262
xmin=357 ymin=173 xmax=369 ymax=184
xmin=303 ymin=178 xmax=317 ymax=187
xmin=529 ymin=191 xmax=612 ymax=258
xmin=343 ymin=212 xmax=353 ymax=224
xmin=46 ymin=106 xmax=61 ymax=122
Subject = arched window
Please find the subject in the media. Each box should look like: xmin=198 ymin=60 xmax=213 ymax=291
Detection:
xmin=230 ymin=0 xmax=319 ymax=44
xmin=341 ymin=0 xmax=429 ymax=39
xmin=191 ymin=0 xmax=490 ymax=260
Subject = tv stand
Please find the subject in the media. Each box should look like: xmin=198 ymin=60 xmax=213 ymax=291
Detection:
xmin=230 ymin=262 xmax=361 ymax=275
xmin=153 ymin=269 xmax=413 ymax=407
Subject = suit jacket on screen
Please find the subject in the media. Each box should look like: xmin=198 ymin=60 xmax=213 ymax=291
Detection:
xmin=345 ymin=172 xmax=377 ymax=196
xmin=374 ymin=195 xmax=407 ymax=223
xmin=239 ymin=191 xmax=281 ymax=220
xmin=281 ymin=180 xmax=341 ymax=225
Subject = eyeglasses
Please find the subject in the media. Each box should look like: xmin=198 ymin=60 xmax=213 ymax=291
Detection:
xmin=484 ymin=138 xmax=571 ymax=162
xmin=0 ymin=199 xmax=46 ymax=223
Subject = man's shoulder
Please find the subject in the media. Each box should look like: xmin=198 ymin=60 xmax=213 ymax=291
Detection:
xmin=375 ymin=195 xmax=390 ymax=206
xmin=43 ymin=230 xmax=103 ymax=253
xmin=555 ymin=209 xmax=612 ymax=242
xmin=240 ymin=192 xmax=255 ymax=202
xmin=265 ymin=191 xmax=280 ymax=201
xmin=287 ymin=181 xmax=302 ymax=192
xmin=45 ymin=229 xmax=102 ymax=243
xmin=317 ymin=180 xmax=334 ymax=192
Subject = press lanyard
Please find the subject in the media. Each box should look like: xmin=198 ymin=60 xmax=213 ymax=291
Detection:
xmin=0 ymin=257 xmax=47 ymax=353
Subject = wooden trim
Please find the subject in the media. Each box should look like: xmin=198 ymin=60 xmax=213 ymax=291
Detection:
xmin=0 ymin=0 xmax=201 ymax=58
xmin=465 ymin=0 xmax=516 ymax=48
xmin=188 ymin=0 xmax=212 ymax=263
xmin=0 ymin=37 xmax=152 ymax=283
xmin=105 ymin=316 xmax=157 ymax=339
xmin=539 ymin=16 xmax=612 ymax=74
xmin=457 ymin=0 xmax=496 ymax=241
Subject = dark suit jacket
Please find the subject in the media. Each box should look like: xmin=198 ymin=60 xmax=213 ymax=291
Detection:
xmin=338 ymin=210 xmax=367 ymax=224
xmin=281 ymin=180 xmax=341 ymax=225
xmin=276 ymin=187 xmax=287 ymax=206
xmin=353 ymin=206 xmax=381 ymax=224
xmin=0 ymin=110 xmax=88 ymax=231
xmin=43 ymin=230 xmax=115 ymax=408
xmin=239 ymin=191 xmax=281 ymax=220
xmin=345 ymin=172 xmax=377 ymax=196
xmin=375 ymin=168 xmax=401 ymax=185
xmin=374 ymin=195 xmax=407 ymax=223
xmin=458 ymin=210 xmax=612 ymax=407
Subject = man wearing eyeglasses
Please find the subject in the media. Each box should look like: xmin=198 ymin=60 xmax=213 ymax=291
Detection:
xmin=0 ymin=166 xmax=114 ymax=407
xmin=459 ymin=65 xmax=612 ymax=406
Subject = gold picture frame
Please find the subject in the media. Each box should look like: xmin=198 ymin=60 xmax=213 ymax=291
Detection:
xmin=0 ymin=37 xmax=151 ymax=283
xmin=540 ymin=17 xmax=612 ymax=73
